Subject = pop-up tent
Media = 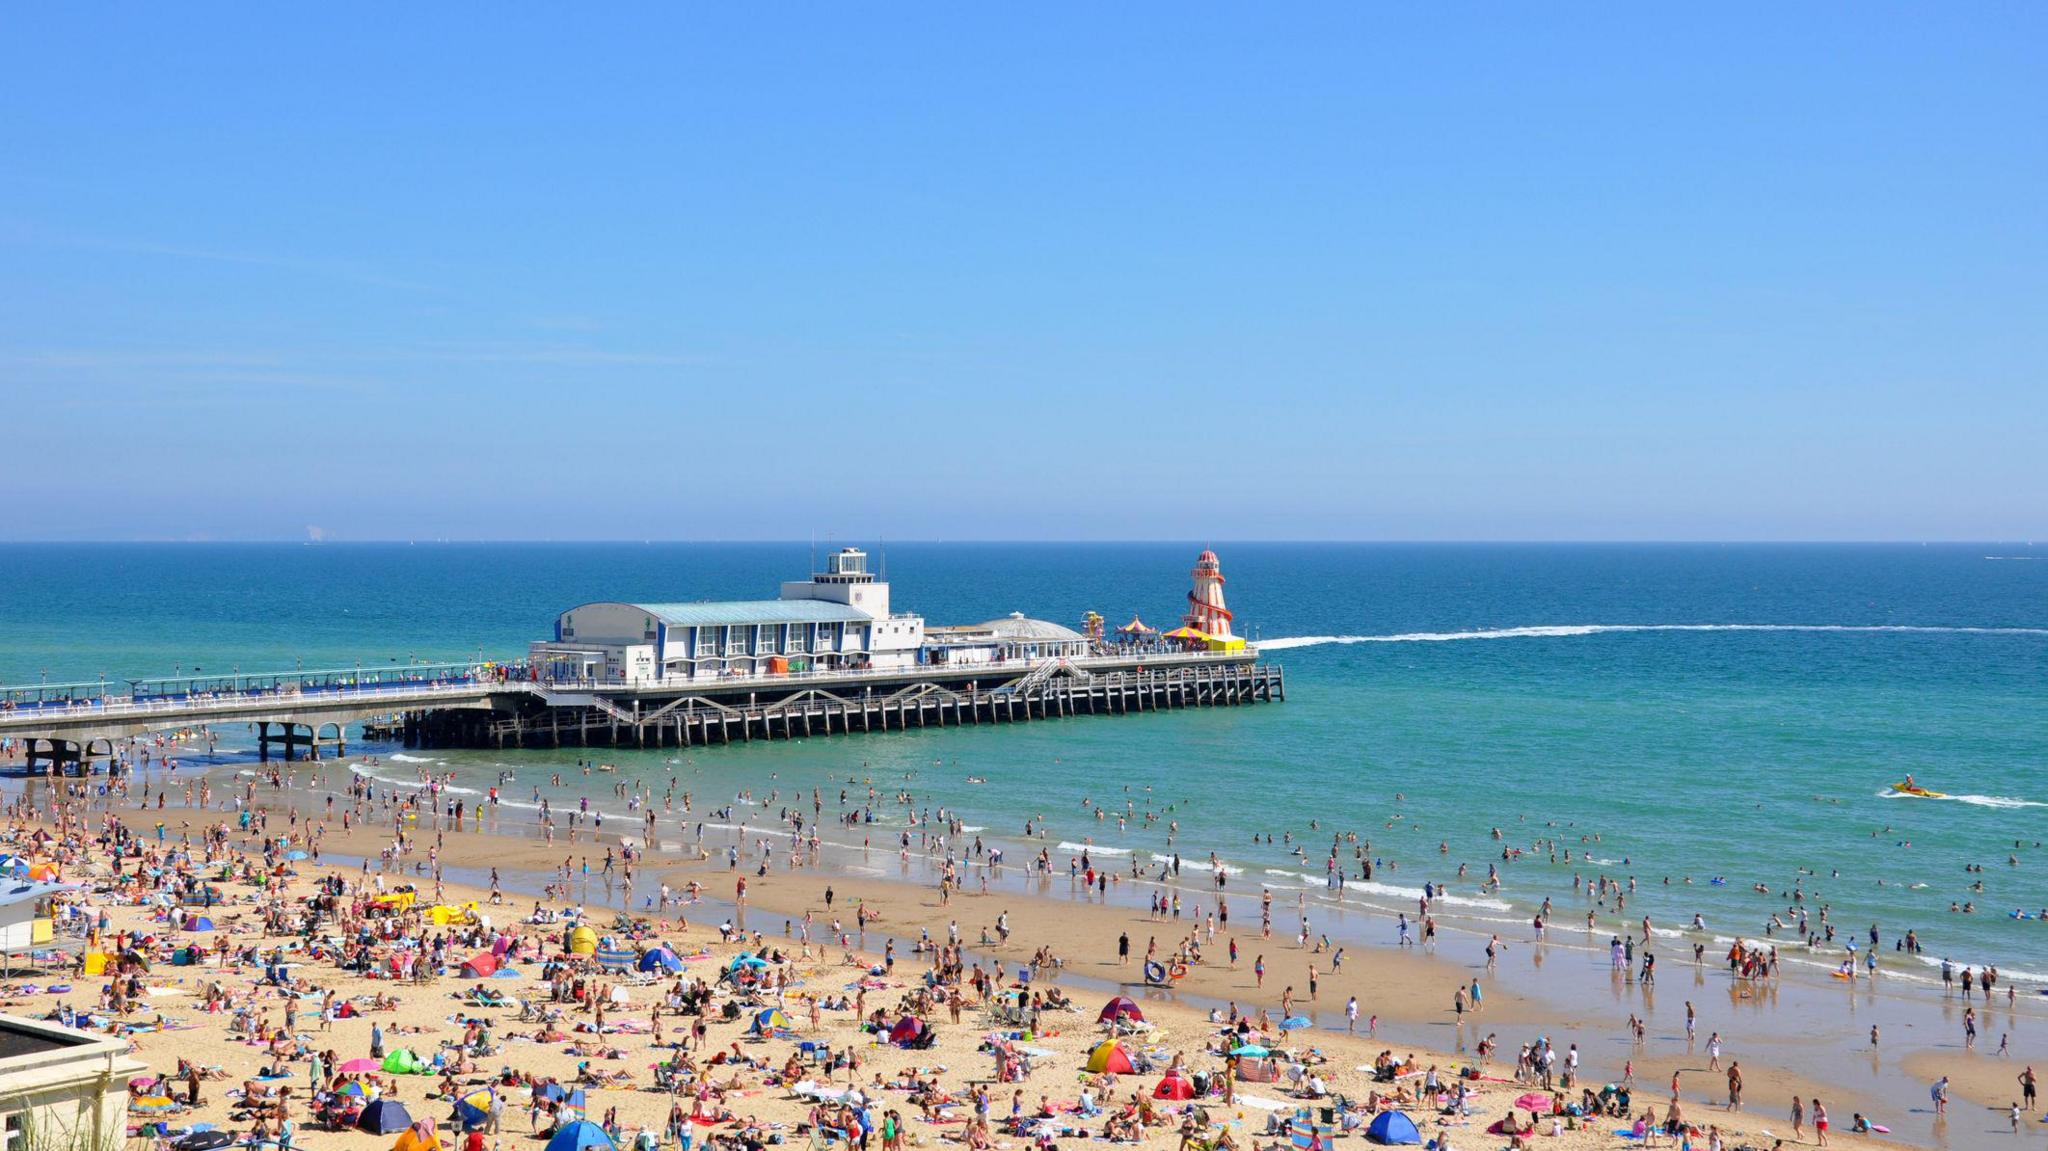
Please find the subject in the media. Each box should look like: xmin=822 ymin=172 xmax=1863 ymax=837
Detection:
xmin=637 ymin=947 xmax=683 ymax=974
xmin=1152 ymin=1070 xmax=1196 ymax=1100
xmin=184 ymin=916 xmax=215 ymax=931
xmin=1366 ymin=1112 xmax=1420 ymax=1145
xmin=451 ymin=1087 xmax=495 ymax=1130
xmin=381 ymin=1048 xmax=430 ymax=1075
xmin=1084 ymin=1040 xmax=1136 ymax=1075
xmin=459 ymin=953 xmax=499 ymax=978
xmin=1097 ymin=996 xmax=1144 ymax=1024
xmin=393 ymin=1124 xmax=443 ymax=1151
xmin=750 ymin=1008 xmax=793 ymax=1035
xmin=357 ymin=1100 xmax=413 ymax=1135
xmin=566 ymin=925 xmax=597 ymax=955
xmin=544 ymin=1121 xmax=616 ymax=1151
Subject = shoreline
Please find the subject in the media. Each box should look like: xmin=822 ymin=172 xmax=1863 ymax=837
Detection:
xmin=196 ymin=754 xmax=2048 ymax=1148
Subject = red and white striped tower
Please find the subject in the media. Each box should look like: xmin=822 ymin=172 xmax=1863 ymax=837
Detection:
xmin=1183 ymin=549 xmax=1234 ymax=638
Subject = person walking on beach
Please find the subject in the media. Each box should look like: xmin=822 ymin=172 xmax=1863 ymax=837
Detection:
xmin=1790 ymin=1096 xmax=1804 ymax=1138
xmin=1117 ymin=932 xmax=1129 ymax=967
xmin=1254 ymin=954 xmax=1265 ymax=987
xmin=2020 ymin=1066 xmax=2037 ymax=1111
xmin=1725 ymin=1061 xmax=1742 ymax=1111
xmin=1346 ymin=996 xmax=1359 ymax=1034
xmin=1813 ymin=1100 xmax=1829 ymax=1146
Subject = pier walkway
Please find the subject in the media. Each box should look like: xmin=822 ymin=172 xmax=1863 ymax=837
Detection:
xmin=2 ymin=650 xmax=1281 ymax=774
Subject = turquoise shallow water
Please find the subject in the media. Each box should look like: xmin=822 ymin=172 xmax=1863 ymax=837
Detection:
xmin=3 ymin=541 xmax=2045 ymax=975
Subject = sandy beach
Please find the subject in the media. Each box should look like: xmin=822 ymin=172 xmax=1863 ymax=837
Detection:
xmin=0 ymin=749 xmax=2039 ymax=1151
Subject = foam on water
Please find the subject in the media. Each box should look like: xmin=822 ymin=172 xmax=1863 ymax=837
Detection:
xmin=1059 ymin=842 xmax=1130 ymax=855
xmin=1874 ymin=790 xmax=2046 ymax=810
xmin=1257 ymin=623 xmax=2048 ymax=650
xmin=388 ymin=753 xmax=440 ymax=764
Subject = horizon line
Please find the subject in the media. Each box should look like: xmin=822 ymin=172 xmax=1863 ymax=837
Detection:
xmin=0 ymin=538 xmax=2038 ymax=548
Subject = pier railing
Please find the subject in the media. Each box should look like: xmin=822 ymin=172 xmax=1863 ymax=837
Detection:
xmin=525 ymin=647 xmax=1259 ymax=696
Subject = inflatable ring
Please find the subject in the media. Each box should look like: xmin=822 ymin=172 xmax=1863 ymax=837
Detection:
xmin=1143 ymin=960 xmax=1168 ymax=985
xmin=1169 ymin=963 xmax=1188 ymax=981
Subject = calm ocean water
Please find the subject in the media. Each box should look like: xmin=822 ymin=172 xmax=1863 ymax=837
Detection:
xmin=4 ymin=542 xmax=2045 ymax=974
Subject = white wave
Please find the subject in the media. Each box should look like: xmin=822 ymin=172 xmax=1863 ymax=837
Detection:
xmin=1059 ymin=842 xmax=1130 ymax=856
xmin=1258 ymin=623 xmax=2048 ymax=650
xmin=960 ymin=826 xmax=986 ymax=833
xmin=1337 ymin=876 xmax=1514 ymax=912
xmin=388 ymin=753 xmax=440 ymax=764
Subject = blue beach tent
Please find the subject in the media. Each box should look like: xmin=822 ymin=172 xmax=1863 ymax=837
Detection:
xmin=1366 ymin=1111 xmax=1421 ymax=1145
xmin=637 ymin=947 xmax=683 ymax=974
xmin=545 ymin=1121 xmax=616 ymax=1151
xmin=185 ymin=916 xmax=216 ymax=931
xmin=356 ymin=1100 xmax=413 ymax=1135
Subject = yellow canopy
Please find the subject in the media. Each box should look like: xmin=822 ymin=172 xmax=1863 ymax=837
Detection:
xmin=568 ymin=925 xmax=598 ymax=955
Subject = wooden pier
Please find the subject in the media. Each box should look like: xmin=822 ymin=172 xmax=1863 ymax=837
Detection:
xmin=404 ymin=660 xmax=1284 ymax=751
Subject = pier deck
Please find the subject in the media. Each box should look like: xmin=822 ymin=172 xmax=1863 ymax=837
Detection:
xmin=2 ymin=651 xmax=1281 ymax=772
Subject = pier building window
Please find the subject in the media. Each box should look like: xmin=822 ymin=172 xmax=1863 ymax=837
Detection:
xmin=764 ymin=624 xmax=783 ymax=653
xmin=817 ymin=622 xmax=838 ymax=650
xmin=789 ymin=625 xmax=809 ymax=652
xmin=727 ymin=627 xmax=750 ymax=655
xmin=697 ymin=626 xmax=723 ymax=656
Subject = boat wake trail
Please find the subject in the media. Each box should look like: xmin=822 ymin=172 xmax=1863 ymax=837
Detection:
xmin=1255 ymin=624 xmax=2048 ymax=651
xmin=1876 ymin=790 xmax=2047 ymax=810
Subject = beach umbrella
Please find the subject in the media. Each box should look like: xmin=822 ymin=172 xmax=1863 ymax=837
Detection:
xmin=452 ymin=1087 xmax=495 ymax=1130
xmin=887 ymin=1016 xmax=925 ymax=1045
xmin=130 ymin=1096 xmax=178 ymax=1114
xmin=543 ymin=1121 xmax=616 ymax=1151
xmin=1365 ymin=1112 xmax=1421 ymax=1146
xmin=728 ymin=953 xmax=769 ymax=972
xmin=1229 ymin=1044 xmax=1269 ymax=1058
xmin=338 ymin=1082 xmax=367 ymax=1097
xmin=1097 ymin=996 xmax=1144 ymax=1024
xmin=1278 ymin=1016 xmax=1312 ymax=1031
xmin=1084 ymin=1040 xmax=1135 ymax=1075
xmin=1514 ymin=1093 xmax=1552 ymax=1114
xmin=339 ymin=1057 xmax=381 ymax=1074
xmin=492 ymin=965 xmax=523 ymax=979
xmin=357 ymin=1100 xmax=414 ymax=1135
xmin=284 ymin=851 xmax=309 ymax=862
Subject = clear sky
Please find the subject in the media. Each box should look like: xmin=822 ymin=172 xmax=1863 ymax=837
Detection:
xmin=3 ymin=6 xmax=2043 ymax=542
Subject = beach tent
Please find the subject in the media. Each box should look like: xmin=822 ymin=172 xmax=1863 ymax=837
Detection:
xmin=1152 ymin=1071 xmax=1196 ymax=1101
xmin=544 ymin=1121 xmax=616 ymax=1151
xmin=393 ymin=1126 xmax=442 ymax=1151
xmin=566 ymin=925 xmax=597 ymax=955
xmin=593 ymin=949 xmax=637 ymax=972
xmin=1084 ymin=1040 xmax=1136 ymax=1075
xmin=887 ymin=1016 xmax=926 ymax=1046
xmin=357 ymin=1100 xmax=414 ymax=1135
xmin=26 ymin=863 xmax=58 ymax=882
xmin=534 ymin=1083 xmax=567 ymax=1103
xmin=563 ymin=1089 xmax=588 ymax=1121
xmin=184 ymin=916 xmax=215 ymax=931
xmin=751 ymin=1008 xmax=793 ymax=1035
xmin=452 ymin=1087 xmax=495 ymax=1130
xmin=381 ymin=1049 xmax=430 ymax=1075
xmin=1365 ymin=1112 xmax=1421 ymax=1146
xmin=492 ymin=965 xmax=523 ymax=979
xmin=637 ymin=947 xmax=683 ymax=974
xmin=459 ymin=953 xmax=499 ymax=979
xmin=728 ymin=953 xmax=769 ymax=973
xmin=1097 ymin=996 xmax=1144 ymax=1024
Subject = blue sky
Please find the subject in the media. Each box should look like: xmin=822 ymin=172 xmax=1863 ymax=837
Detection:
xmin=4 ymin=6 xmax=2043 ymax=541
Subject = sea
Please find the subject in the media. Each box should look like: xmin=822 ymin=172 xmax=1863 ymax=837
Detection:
xmin=4 ymin=541 xmax=2046 ymax=980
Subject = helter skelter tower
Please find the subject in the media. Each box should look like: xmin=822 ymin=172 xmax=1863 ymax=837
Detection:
xmin=1182 ymin=549 xmax=1234 ymax=638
